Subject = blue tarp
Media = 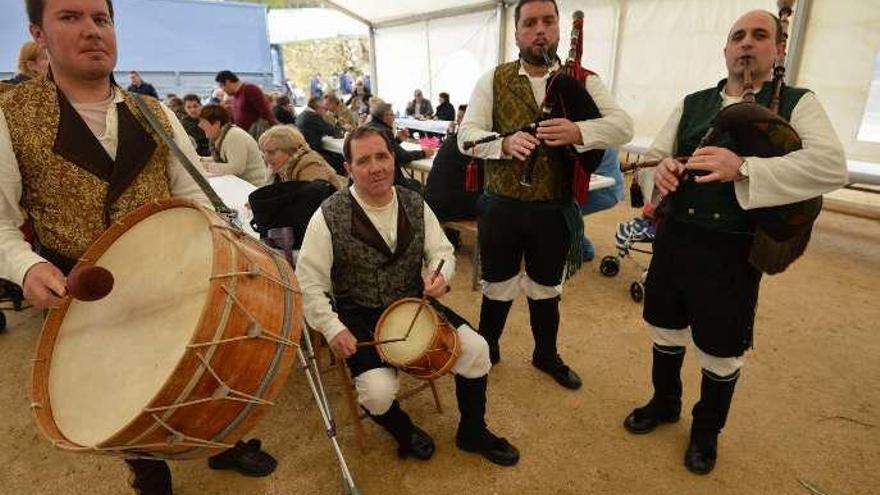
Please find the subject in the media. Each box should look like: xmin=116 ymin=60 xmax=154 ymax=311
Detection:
xmin=2 ymin=0 xmax=272 ymax=79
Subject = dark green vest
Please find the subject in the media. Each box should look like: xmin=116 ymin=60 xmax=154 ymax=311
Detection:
xmin=323 ymin=187 xmax=425 ymax=310
xmin=670 ymin=79 xmax=809 ymax=233
xmin=486 ymin=61 xmax=572 ymax=202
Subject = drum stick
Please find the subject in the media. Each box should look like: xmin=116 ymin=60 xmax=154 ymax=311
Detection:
xmin=403 ymin=259 xmax=445 ymax=340
xmin=355 ymin=260 xmax=446 ymax=348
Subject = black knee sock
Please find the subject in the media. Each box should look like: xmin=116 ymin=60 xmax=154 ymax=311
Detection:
xmin=455 ymin=374 xmax=488 ymax=438
xmin=691 ymin=369 xmax=740 ymax=449
xmin=367 ymin=400 xmax=414 ymax=448
xmin=649 ymin=344 xmax=686 ymax=415
xmin=527 ymin=296 xmax=560 ymax=362
xmin=125 ymin=459 xmax=172 ymax=495
xmin=478 ymin=296 xmax=512 ymax=345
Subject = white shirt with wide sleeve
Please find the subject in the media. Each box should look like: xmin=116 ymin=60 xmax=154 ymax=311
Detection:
xmin=296 ymin=187 xmax=455 ymax=343
xmin=458 ymin=60 xmax=633 ymax=158
xmin=0 ymin=87 xmax=211 ymax=286
xmin=646 ymin=89 xmax=847 ymax=209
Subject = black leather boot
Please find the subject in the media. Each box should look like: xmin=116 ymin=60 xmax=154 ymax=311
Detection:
xmin=454 ymin=375 xmax=519 ymax=466
xmin=368 ymin=400 xmax=435 ymax=460
xmin=624 ymin=344 xmax=686 ymax=434
xmin=478 ymin=297 xmax=512 ymax=364
xmin=528 ymin=297 xmax=581 ymax=390
xmin=126 ymin=459 xmax=172 ymax=495
xmin=685 ymin=369 xmax=740 ymax=475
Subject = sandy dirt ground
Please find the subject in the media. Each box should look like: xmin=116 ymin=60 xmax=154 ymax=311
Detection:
xmin=0 ymin=207 xmax=877 ymax=495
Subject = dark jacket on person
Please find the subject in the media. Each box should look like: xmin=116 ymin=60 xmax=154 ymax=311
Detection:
xmin=2 ymin=73 xmax=31 ymax=85
xmin=435 ymin=101 xmax=455 ymax=121
xmin=127 ymin=82 xmax=158 ymax=98
xmin=424 ymin=134 xmax=481 ymax=221
xmin=295 ymin=109 xmax=340 ymax=155
xmin=345 ymin=90 xmax=372 ymax=116
xmin=273 ymin=104 xmax=296 ymax=125
xmin=365 ymin=117 xmax=427 ymax=187
xmin=405 ymin=98 xmax=433 ymax=118
xmin=179 ymin=114 xmax=211 ymax=156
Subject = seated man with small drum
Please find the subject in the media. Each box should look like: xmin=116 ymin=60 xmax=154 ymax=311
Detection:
xmin=296 ymin=126 xmax=519 ymax=466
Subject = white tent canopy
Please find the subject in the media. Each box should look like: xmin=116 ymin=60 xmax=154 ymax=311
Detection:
xmin=268 ymin=8 xmax=368 ymax=43
xmin=272 ymin=0 xmax=880 ymax=163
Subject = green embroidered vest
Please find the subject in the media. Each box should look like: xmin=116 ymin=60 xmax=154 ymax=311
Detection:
xmin=670 ymin=79 xmax=809 ymax=233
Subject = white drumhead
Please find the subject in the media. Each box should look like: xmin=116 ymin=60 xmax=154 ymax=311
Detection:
xmin=378 ymin=301 xmax=435 ymax=364
xmin=49 ymin=207 xmax=213 ymax=446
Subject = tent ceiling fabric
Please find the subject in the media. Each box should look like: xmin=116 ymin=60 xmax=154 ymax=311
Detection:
xmin=322 ymin=0 xmax=504 ymax=25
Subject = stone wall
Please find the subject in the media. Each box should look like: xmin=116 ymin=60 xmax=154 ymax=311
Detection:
xmin=281 ymin=37 xmax=370 ymax=97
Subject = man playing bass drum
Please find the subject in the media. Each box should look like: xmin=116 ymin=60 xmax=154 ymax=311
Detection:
xmin=458 ymin=0 xmax=633 ymax=390
xmin=623 ymin=9 xmax=846 ymax=475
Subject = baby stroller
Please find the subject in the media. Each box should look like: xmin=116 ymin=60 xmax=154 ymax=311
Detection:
xmin=0 ymin=279 xmax=25 ymax=332
xmin=599 ymin=211 xmax=657 ymax=303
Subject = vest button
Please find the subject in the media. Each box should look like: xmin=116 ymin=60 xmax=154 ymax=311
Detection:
xmin=713 ymin=213 xmax=720 ymax=220
xmin=688 ymin=208 xmax=695 ymax=215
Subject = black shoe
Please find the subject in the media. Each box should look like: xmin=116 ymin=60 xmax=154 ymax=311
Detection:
xmin=684 ymin=440 xmax=717 ymax=475
xmin=456 ymin=428 xmax=519 ymax=466
xmin=126 ymin=459 xmax=172 ymax=495
xmin=532 ymin=355 xmax=582 ymax=390
xmin=397 ymin=425 xmax=435 ymax=460
xmin=208 ymin=438 xmax=278 ymax=477
xmin=623 ymin=401 xmax=680 ymax=434
xmin=487 ymin=339 xmax=500 ymax=364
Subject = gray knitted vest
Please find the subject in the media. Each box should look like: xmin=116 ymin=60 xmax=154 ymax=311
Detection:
xmin=323 ymin=187 xmax=425 ymax=310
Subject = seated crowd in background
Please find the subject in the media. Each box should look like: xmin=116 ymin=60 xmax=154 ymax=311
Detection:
xmin=435 ymin=92 xmax=456 ymax=121
xmin=346 ymin=78 xmax=372 ymax=118
xmin=215 ymin=70 xmax=278 ymax=140
xmin=180 ymin=94 xmax=211 ymax=156
xmin=197 ymin=104 xmax=267 ymax=187
xmin=273 ymin=95 xmax=296 ymax=125
xmin=1 ymin=41 xmax=48 ymax=89
xmin=127 ymin=70 xmax=158 ymax=98
xmin=406 ymin=89 xmax=433 ymax=119
xmin=324 ymin=92 xmax=357 ymax=131
xmin=296 ymin=96 xmax=346 ymax=175
xmin=258 ymin=125 xmax=346 ymax=189
xmin=366 ymin=99 xmax=436 ymax=190
xmin=425 ymin=104 xmax=480 ymax=223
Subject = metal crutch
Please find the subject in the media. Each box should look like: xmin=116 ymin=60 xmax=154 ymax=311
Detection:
xmin=267 ymin=227 xmax=361 ymax=495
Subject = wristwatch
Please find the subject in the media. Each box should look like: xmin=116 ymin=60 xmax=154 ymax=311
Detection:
xmin=738 ymin=158 xmax=750 ymax=180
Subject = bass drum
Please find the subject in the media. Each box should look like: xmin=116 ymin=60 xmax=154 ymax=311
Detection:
xmin=31 ymin=198 xmax=301 ymax=459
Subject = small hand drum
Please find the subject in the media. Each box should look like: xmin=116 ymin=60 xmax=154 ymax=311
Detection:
xmin=374 ymin=298 xmax=459 ymax=380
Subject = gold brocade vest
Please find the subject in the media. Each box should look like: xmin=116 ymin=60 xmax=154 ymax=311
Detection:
xmin=487 ymin=61 xmax=572 ymax=202
xmin=0 ymin=77 xmax=172 ymax=266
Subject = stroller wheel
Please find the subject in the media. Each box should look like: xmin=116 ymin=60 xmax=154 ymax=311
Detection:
xmin=630 ymin=282 xmax=644 ymax=303
xmin=600 ymin=256 xmax=620 ymax=277
xmin=0 ymin=311 xmax=6 ymax=332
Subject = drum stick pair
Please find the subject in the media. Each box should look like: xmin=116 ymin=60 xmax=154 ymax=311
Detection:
xmin=356 ymin=260 xmax=446 ymax=348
